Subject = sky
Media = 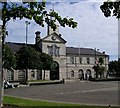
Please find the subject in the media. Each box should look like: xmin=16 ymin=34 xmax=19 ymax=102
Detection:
xmin=0 ymin=1 xmax=118 ymax=61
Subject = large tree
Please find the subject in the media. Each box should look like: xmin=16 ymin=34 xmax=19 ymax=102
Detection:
xmin=0 ymin=1 xmax=78 ymax=106
xmin=16 ymin=46 xmax=41 ymax=80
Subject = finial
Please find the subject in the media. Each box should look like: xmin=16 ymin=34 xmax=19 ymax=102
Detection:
xmin=50 ymin=2 xmax=55 ymax=12
xmin=52 ymin=3 xmax=54 ymax=12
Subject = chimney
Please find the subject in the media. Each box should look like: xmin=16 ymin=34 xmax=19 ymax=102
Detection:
xmin=35 ymin=31 xmax=41 ymax=44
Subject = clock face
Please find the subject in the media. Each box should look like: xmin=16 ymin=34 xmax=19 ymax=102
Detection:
xmin=51 ymin=35 xmax=56 ymax=40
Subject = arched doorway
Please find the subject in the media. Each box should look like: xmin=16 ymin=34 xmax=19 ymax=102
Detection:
xmin=50 ymin=61 xmax=59 ymax=80
xmin=85 ymin=69 xmax=92 ymax=80
xmin=71 ymin=70 xmax=74 ymax=78
xmin=78 ymin=69 xmax=84 ymax=80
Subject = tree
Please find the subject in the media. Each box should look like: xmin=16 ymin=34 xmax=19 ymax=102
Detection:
xmin=16 ymin=46 xmax=41 ymax=80
xmin=108 ymin=60 xmax=120 ymax=77
xmin=98 ymin=57 xmax=104 ymax=65
xmin=0 ymin=1 xmax=78 ymax=106
xmin=3 ymin=44 xmax=16 ymax=70
xmin=93 ymin=58 xmax=105 ymax=78
xmin=39 ymin=53 xmax=53 ymax=80
xmin=100 ymin=1 xmax=120 ymax=19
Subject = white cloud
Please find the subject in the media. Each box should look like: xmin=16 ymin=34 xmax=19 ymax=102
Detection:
xmin=5 ymin=1 xmax=118 ymax=61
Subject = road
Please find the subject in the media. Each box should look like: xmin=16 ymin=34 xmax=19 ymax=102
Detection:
xmin=5 ymin=80 xmax=119 ymax=106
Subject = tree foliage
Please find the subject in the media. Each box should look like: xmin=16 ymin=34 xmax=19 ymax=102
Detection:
xmin=39 ymin=52 xmax=53 ymax=80
xmin=93 ymin=58 xmax=105 ymax=78
xmin=3 ymin=44 xmax=16 ymax=70
xmin=100 ymin=1 xmax=120 ymax=19
xmin=16 ymin=46 xmax=53 ymax=70
xmin=1 ymin=2 xmax=77 ymax=30
xmin=39 ymin=52 xmax=53 ymax=70
xmin=108 ymin=60 xmax=120 ymax=77
xmin=16 ymin=46 xmax=40 ymax=69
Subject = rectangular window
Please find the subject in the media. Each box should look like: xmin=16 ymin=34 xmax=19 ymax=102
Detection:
xmin=79 ymin=57 xmax=82 ymax=64
xmin=48 ymin=45 xmax=59 ymax=57
xmin=31 ymin=71 xmax=35 ymax=78
xmin=48 ymin=46 xmax=53 ymax=56
xmin=87 ymin=57 xmax=90 ymax=64
xmin=70 ymin=57 xmax=74 ymax=64
xmin=56 ymin=47 xmax=59 ymax=57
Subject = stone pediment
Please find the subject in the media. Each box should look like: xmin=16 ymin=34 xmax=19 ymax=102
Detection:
xmin=42 ymin=32 xmax=66 ymax=43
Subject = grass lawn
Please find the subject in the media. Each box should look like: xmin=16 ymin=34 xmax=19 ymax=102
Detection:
xmin=3 ymin=96 xmax=120 ymax=108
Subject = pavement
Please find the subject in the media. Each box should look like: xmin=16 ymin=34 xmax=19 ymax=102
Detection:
xmin=4 ymin=80 xmax=120 ymax=106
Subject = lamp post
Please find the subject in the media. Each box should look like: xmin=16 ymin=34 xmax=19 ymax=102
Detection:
xmin=94 ymin=48 xmax=99 ymax=78
xmin=25 ymin=21 xmax=30 ymax=45
xmin=25 ymin=21 xmax=30 ymax=81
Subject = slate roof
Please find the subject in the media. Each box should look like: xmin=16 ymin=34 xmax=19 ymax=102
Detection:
xmin=6 ymin=42 xmax=40 ymax=52
xmin=66 ymin=47 xmax=108 ymax=56
xmin=6 ymin=42 xmax=108 ymax=56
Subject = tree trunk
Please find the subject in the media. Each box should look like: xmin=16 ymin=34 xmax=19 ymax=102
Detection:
xmin=0 ymin=57 xmax=3 ymax=108
xmin=43 ymin=70 xmax=45 ymax=80
xmin=26 ymin=68 xmax=28 ymax=82
xmin=1 ymin=3 xmax=7 ymax=107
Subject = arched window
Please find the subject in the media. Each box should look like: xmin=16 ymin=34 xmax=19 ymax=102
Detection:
xmin=86 ymin=69 xmax=91 ymax=76
xmin=85 ymin=69 xmax=92 ymax=80
xmin=71 ymin=70 xmax=74 ymax=77
xmin=78 ymin=69 xmax=84 ymax=80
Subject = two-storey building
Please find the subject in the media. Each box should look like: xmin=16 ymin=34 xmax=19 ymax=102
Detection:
xmin=4 ymin=25 xmax=109 ymax=81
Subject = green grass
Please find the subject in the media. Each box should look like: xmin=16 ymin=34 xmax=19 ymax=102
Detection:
xmin=3 ymin=96 xmax=120 ymax=108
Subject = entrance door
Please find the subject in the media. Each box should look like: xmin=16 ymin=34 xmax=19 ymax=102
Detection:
xmin=50 ymin=61 xmax=59 ymax=80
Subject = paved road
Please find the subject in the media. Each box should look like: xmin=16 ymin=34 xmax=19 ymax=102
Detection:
xmin=5 ymin=81 xmax=119 ymax=106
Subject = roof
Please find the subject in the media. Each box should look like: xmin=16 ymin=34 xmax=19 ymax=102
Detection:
xmin=6 ymin=42 xmax=40 ymax=52
xmin=6 ymin=42 xmax=108 ymax=56
xmin=66 ymin=47 xmax=108 ymax=56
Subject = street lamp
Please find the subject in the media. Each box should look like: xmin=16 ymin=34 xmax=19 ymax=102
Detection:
xmin=25 ymin=21 xmax=30 ymax=45
xmin=25 ymin=21 xmax=30 ymax=81
xmin=94 ymin=48 xmax=99 ymax=78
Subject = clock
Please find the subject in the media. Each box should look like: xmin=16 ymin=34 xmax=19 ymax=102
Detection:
xmin=51 ymin=35 xmax=56 ymax=40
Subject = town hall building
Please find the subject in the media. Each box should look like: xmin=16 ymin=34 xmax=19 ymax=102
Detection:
xmin=4 ymin=25 xmax=109 ymax=81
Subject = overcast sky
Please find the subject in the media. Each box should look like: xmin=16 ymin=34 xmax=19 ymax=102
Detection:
xmin=2 ymin=1 xmax=118 ymax=61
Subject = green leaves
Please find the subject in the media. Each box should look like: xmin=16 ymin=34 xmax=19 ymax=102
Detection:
xmin=15 ymin=46 xmax=53 ymax=70
xmin=3 ymin=44 xmax=16 ymax=69
xmin=1 ymin=2 xmax=77 ymax=30
xmin=39 ymin=52 xmax=53 ymax=70
xmin=108 ymin=60 xmax=120 ymax=77
xmin=16 ymin=46 xmax=38 ymax=69
xmin=100 ymin=1 xmax=120 ymax=19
